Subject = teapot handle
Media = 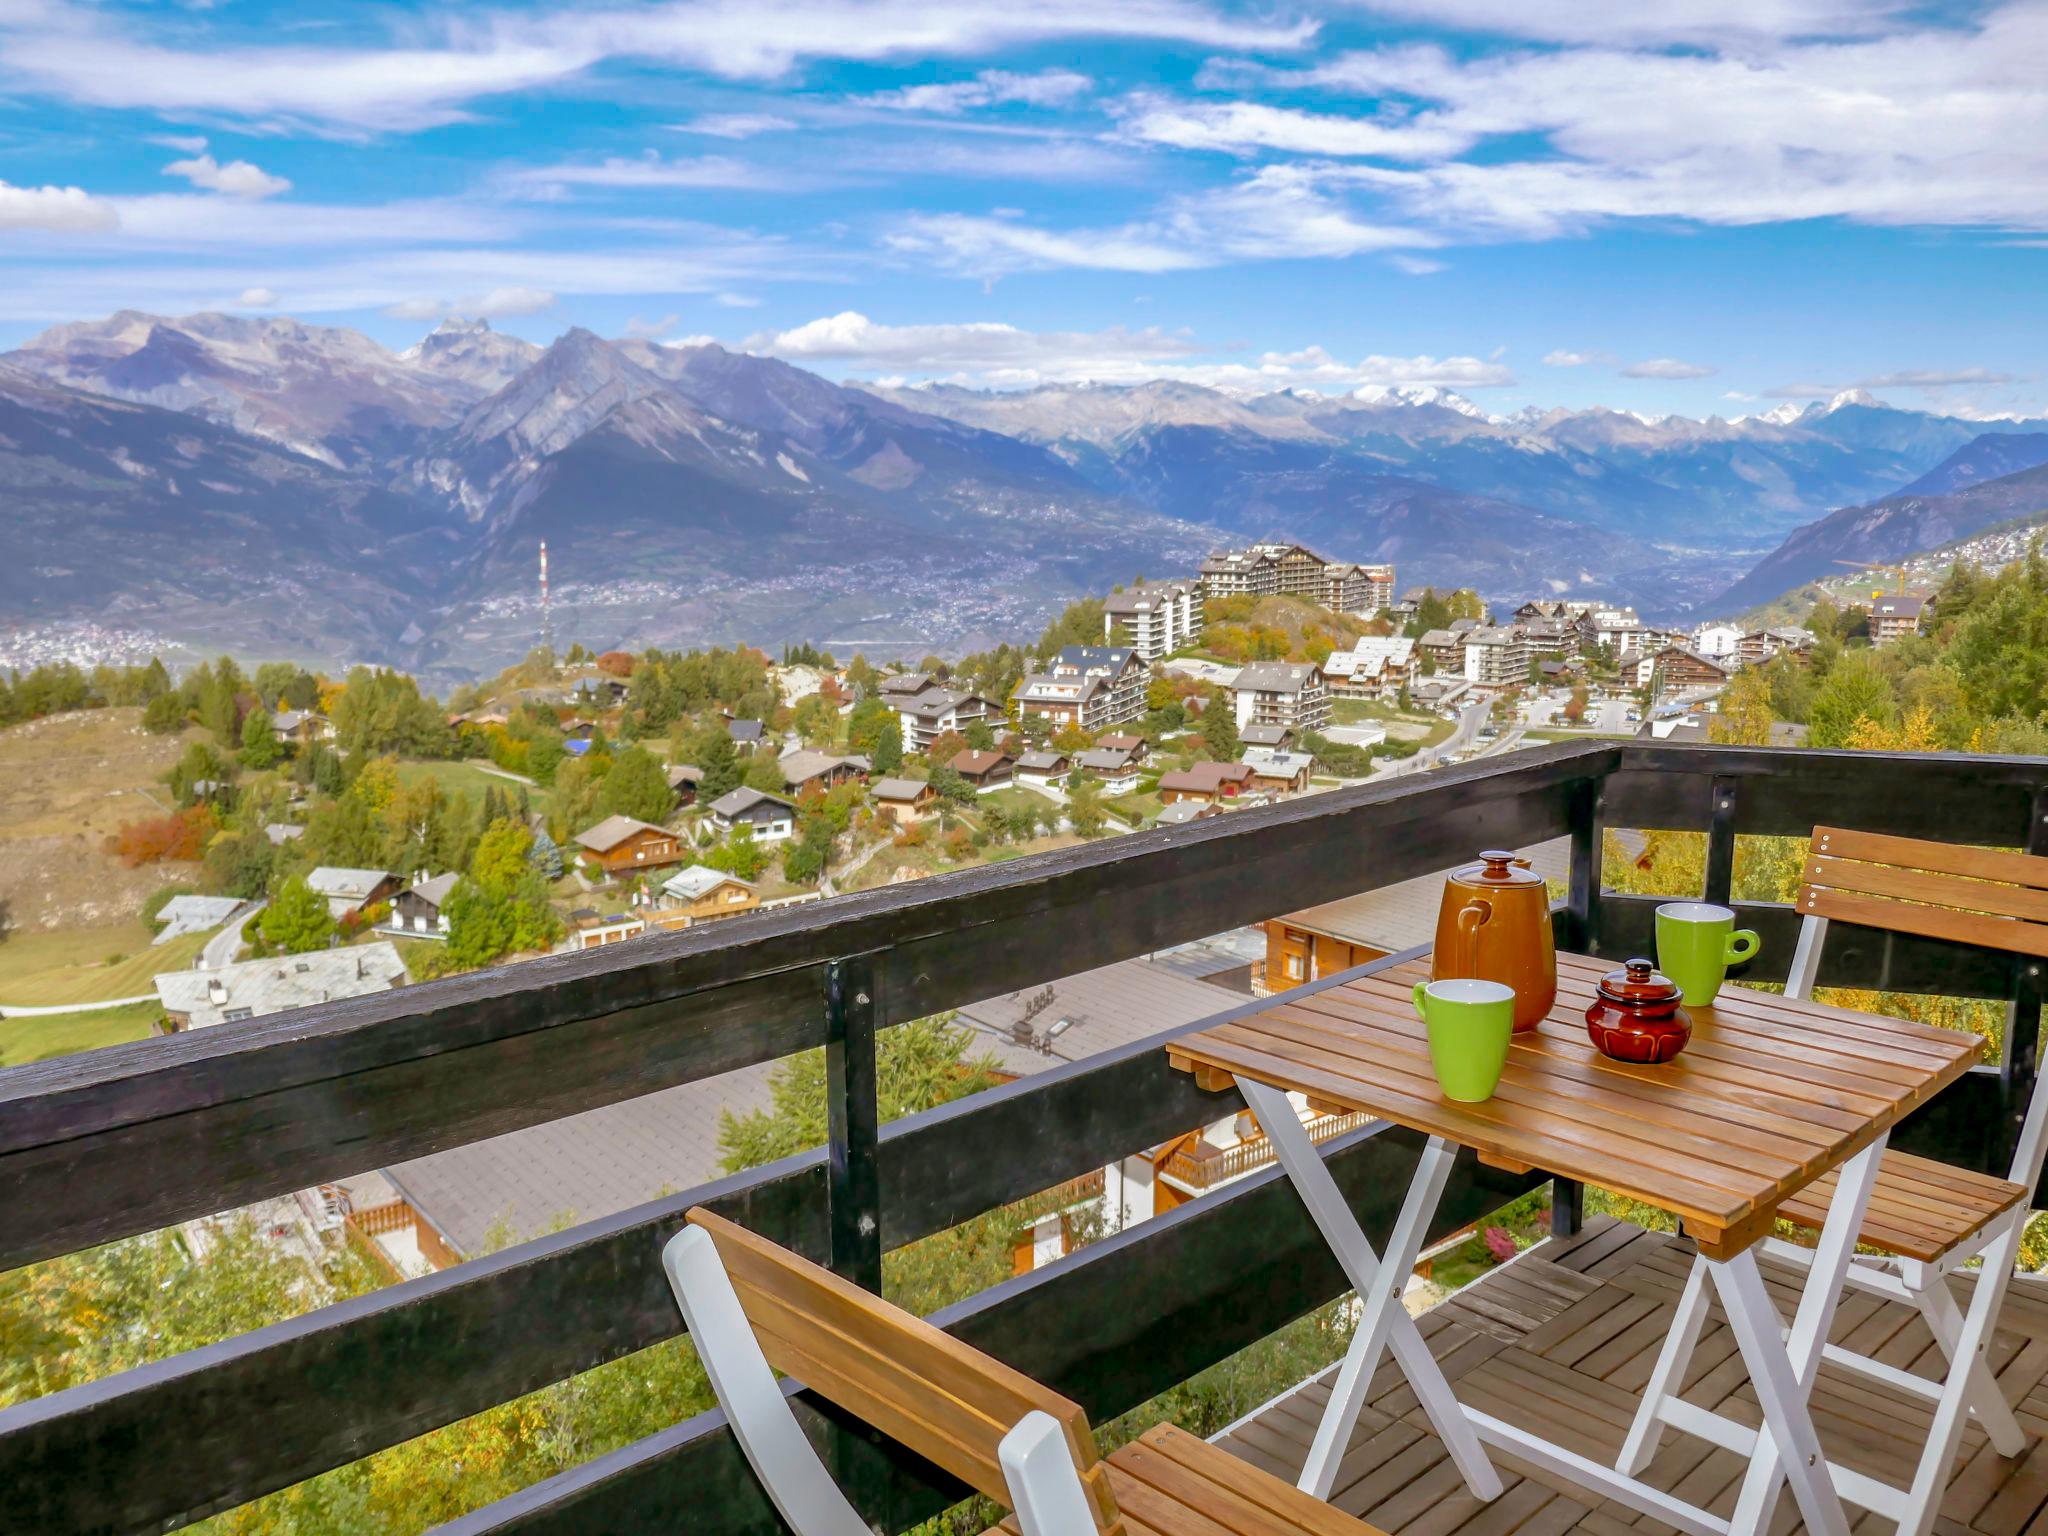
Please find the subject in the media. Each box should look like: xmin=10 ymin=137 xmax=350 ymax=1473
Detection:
xmin=1457 ymin=898 xmax=1492 ymax=935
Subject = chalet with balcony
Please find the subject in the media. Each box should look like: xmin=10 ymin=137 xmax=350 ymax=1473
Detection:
xmin=706 ymin=788 xmax=797 ymax=843
xmin=1095 ymin=732 xmax=1149 ymax=762
xmin=1013 ymin=750 xmax=1071 ymax=789
xmin=777 ymin=749 xmax=869 ymax=798
xmin=1651 ymin=645 xmax=1732 ymax=696
xmin=1242 ymin=748 xmax=1313 ymax=795
xmin=1073 ymin=747 xmax=1141 ymax=794
xmin=949 ymin=749 xmax=1014 ymax=792
xmin=657 ymin=865 xmax=760 ymax=923
xmin=387 ymin=872 xmax=457 ymax=939
xmin=1738 ymin=625 xmax=1818 ymax=667
xmin=305 ymin=866 xmax=401 ymax=922
xmin=574 ymin=815 xmax=686 ymax=875
xmin=870 ymin=776 xmax=940 ymax=824
xmin=1323 ymin=636 xmax=1416 ymax=699
xmin=1158 ymin=761 xmax=1255 ymax=805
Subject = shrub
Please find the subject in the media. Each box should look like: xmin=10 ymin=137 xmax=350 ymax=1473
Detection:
xmin=1482 ymin=1225 xmax=1518 ymax=1265
xmin=107 ymin=805 xmax=216 ymax=866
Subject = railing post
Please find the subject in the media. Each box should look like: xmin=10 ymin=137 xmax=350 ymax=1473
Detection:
xmin=1703 ymin=774 xmax=1739 ymax=906
xmin=1554 ymin=771 xmax=1606 ymax=1238
xmin=2002 ymin=788 xmax=2048 ymax=1176
xmin=825 ymin=955 xmax=883 ymax=1293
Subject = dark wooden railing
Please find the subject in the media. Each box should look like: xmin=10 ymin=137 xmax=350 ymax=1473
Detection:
xmin=2 ymin=741 xmax=2044 ymax=1536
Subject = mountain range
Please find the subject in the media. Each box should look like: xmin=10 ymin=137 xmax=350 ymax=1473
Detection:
xmin=1 ymin=309 xmax=2042 ymax=678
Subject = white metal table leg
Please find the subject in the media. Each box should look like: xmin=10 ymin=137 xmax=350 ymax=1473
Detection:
xmin=1724 ymin=1134 xmax=1889 ymax=1536
xmin=1711 ymin=1249 xmax=1853 ymax=1536
xmin=1237 ymin=1079 xmax=1502 ymax=1503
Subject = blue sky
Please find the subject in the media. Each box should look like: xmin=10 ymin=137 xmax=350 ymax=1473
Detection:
xmin=2 ymin=0 xmax=2043 ymax=418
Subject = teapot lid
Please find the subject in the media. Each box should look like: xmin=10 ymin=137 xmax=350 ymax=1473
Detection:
xmin=1598 ymin=958 xmax=1682 ymax=1005
xmin=1453 ymin=849 xmax=1546 ymax=887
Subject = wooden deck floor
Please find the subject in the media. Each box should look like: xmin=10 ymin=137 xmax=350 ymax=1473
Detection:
xmin=1210 ymin=1217 xmax=2048 ymax=1536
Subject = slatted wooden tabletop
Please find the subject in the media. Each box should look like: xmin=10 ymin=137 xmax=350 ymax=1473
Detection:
xmin=1167 ymin=951 xmax=1983 ymax=1258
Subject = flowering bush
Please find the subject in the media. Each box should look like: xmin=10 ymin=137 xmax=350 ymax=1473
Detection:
xmin=1482 ymin=1226 xmax=1519 ymax=1265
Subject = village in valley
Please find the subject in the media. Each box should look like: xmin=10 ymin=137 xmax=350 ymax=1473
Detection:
xmin=0 ymin=530 xmax=1913 ymax=1281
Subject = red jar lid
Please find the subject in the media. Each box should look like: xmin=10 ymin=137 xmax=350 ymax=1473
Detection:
xmin=1598 ymin=958 xmax=1682 ymax=1005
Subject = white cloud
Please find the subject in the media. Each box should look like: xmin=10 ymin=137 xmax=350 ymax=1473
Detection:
xmin=622 ymin=312 xmax=680 ymax=338
xmin=745 ymin=310 xmax=1203 ymax=379
xmin=1339 ymin=0 xmax=1911 ymax=47
xmin=891 ymin=164 xmax=1436 ymax=274
xmin=1543 ymin=349 xmax=1612 ymax=367
xmin=163 ymin=152 xmax=291 ymax=199
xmin=1766 ymin=365 xmax=2021 ymax=398
xmin=501 ymin=152 xmax=814 ymax=195
xmin=0 ymin=1 xmax=1310 ymax=133
xmin=1385 ymin=253 xmax=1444 ymax=275
xmin=1622 ymin=357 xmax=1716 ymax=379
xmin=0 ymin=178 xmax=117 ymax=232
xmin=147 ymin=133 xmax=210 ymax=153
xmin=1117 ymin=96 xmax=1469 ymax=161
xmin=740 ymin=308 xmax=1511 ymax=392
xmin=860 ymin=68 xmax=1092 ymax=113
xmin=383 ymin=286 xmax=555 ymax=321
xmin=714 ymin=292 xmax=760 ymax=307
xmin=672 ymin=112 xmax=797 ymax=138
xmin=235 ymin=286 xmax=277 ymax=307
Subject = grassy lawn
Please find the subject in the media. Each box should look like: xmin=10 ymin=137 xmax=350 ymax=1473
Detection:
xmin=396 ymin=758 xmax=530 ymax=804
xmin=1106 ymin=790 xmax=1164 ymax=824
xmin=0 ymin=999 xmax=160 ymax=1067
xmin=0 ymin=922 xmax=212 ymax=1006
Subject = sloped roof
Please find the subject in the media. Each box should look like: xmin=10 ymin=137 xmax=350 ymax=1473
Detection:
xmin=404 ymin=872 xmax=460 ymax=908
xmin=306 ymin=867 xmax=394 ymax=901
xmin=573 ymin=815 xmax=670 ymax=852
xmin=662 ymin=864 xmax=752 ymax=901
xmin=708 ymin=787 xmax=793 ymax=819
xmin=1159 ymin=761 xmax=1254 ymax=793
xmin=1233 ymin=661 xmax=1321 ymax=694
xmin=156 ymin=942 xmax=408 ymax=1029
xmin=871 ymin=776 xmax=932 ymax=801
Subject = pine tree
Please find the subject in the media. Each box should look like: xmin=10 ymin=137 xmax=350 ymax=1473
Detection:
xmin=260 ymin=876 xmax=336 ymax=954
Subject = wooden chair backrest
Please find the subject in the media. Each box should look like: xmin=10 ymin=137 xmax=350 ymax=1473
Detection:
xmin=1798 ymin=826 xmax=2048 ymax=960
xmin=684 ymin=1208 xmax=1121 ymax=1533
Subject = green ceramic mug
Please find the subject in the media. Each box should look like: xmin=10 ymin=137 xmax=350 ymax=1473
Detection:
xmin=1412 ymin=978 xmax=1515 ymax=1102
xmin=1655 ymin=901 xmax=1761 ymax=1006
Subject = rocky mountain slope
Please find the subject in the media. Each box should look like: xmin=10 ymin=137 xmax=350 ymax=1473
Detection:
xmin=6 ymin=307 xmax=2041 ymax=672
xmin=1712 ymin=459 xmax=2048 ymax=613
xmin=1898 ymin=431 xmax=2048 ymax=497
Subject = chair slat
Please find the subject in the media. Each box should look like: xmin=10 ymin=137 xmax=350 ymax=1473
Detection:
xmin=686 ymin=1209 xmax=1115 ymax=1529
xmin=1811 ymin=826 xmax=2048 ymax=890
xmin=1805 ymin=854 xmax=2048 ymax=924
xmin=1796 ymin=885 xmax=2048 ymax=960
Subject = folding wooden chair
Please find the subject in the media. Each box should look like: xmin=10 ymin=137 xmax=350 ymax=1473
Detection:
xmin=1619 ymin=826 xmax=2048 ymax=1536
xmin=666 ymin=1207 xmax=1386 ymax=1536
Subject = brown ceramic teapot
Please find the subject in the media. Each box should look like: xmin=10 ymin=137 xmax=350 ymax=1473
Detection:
xmin=1432 ymin=850 xmax=1557 ymax=1031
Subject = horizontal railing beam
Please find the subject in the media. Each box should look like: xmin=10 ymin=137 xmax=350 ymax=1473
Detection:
xmin=0 ymin=741 xmax=1613 ymax=1272
xmin=433 ymin=1125 xmax=1545 ymax=1536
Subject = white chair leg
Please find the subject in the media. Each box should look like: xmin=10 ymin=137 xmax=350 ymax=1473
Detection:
xmin=1784 ymin=914 xmax=1829 ymax=1001
xmin=1237 ymin=1079 xmax=1501 ymax=1503
xmin=1000 ymin=1411 xmax=1102 ymax=1536
xmin=1618 ymin=1252 xmax=1712 ymax=1475
xmin=1915 ymin=1263 xmax=2029 ymax=1458
xmin=1897 ymin=1210 xmax=2031 ymax=1536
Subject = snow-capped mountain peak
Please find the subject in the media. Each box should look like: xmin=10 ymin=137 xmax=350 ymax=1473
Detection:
xmin=1825 ymin=388 xmax=1881 ymax=413
xmin=1350 ymin=383 xmax=1488 ymax=418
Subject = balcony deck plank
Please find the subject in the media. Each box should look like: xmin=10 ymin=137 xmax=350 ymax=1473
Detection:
xmin=1208 ymin=1216 xmax=2048 ymax=1536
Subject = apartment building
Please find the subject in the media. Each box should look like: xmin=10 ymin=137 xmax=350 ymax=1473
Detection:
xmin=1230 ymin=661 xmax=1331 ymax=733
xmin=1322 ymin=636 xmax=1417 ymax=700
xmin=1198 ymin=543 xmax=1393 ymax=617
xmin=892 ymin=681 xmax=1002 ymax=752
xmin=1050 ymin=645 xmax=1146 ymax=725
xmin=1461 ymin=626 xmax=1536 ymax=692
xmin=1870 ymin=593 xmax=1929 ymax=646
xmin=1102 ymin=579 xmax=1203 ymax=661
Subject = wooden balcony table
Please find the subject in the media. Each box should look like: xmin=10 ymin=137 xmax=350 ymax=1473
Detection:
xmin=1167 ymin=950 xmax=1983 ymax=1536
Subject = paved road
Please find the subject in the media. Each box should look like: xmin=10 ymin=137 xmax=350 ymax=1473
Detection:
xmin=202 ymin=901 xmax=263 ymax=970
xmin=0 ymin=993 xmax=156 ymax=1019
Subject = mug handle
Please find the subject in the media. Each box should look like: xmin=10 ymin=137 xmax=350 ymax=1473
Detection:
xmin=1725 ymin=929 xmax=1760 ymax=964
xmin=1413 ymin=980 xmax=1429 ymax=1021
